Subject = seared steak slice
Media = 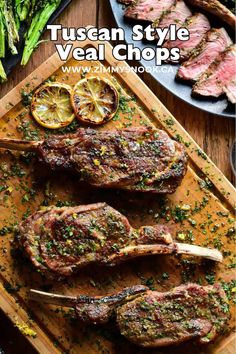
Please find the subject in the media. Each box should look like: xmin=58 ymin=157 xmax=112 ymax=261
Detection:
xmin=224 ymin=79 xmax=236 ymax=103
xmin=164 ymin=13 xmax=211 ymax=62
xmin=17 ymin=203 xmax=222 ymax=279
xmin=185 ymin=0 xmax=236 ymax=29
xmin=177 ymin=28 xmax=232 ymax=82
xmin=153 ymin=0 xmax=192 ymax=40
xmin=117 ymin=283 xmax=229 ymax=347
xmin=124 ymin=0 xmax=175 ymax=22
xmin=118 ymin=0 xmax=135 ymax=4
xmin=30 ymin=283 xmax=229 ymax=347
xmin=193 ymin=45 xmax=236 ymax=97
xmin=0 ymin=127 xmax=188 ymax=194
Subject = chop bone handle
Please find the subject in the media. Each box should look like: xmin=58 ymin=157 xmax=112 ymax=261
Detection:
xmin=29 ymin=285 xmax=148 ymax=308
xmin=133 ymin=226 xmax=222 ymax=263
xmin=105 ymin=243 xmax=223 ymax=265
xmin=0 ymin=138 xmax=40 ymax=152
xmin=175 ymin=243 xmax=223 ymax=262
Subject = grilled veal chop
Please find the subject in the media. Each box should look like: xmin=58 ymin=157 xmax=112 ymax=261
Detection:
xmin=0 ymin=127 xmax=188 ymax=194
xmin=16 ymin=203 xmax=223 ymax=279
xmin=30 ymin=283 xmax=229 ymax=347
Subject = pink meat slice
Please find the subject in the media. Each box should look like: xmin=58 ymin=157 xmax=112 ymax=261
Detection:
xmin=164 ymin=13 xmax=211 ymax=62
xmin=118 ymin=0 xmax=135 ymax=4
xmin=124 ymin=0 xmax=175 ymax=22
xmin=177 ymin=28 xmax=232 ymax=82
xmin=223 ymin=79 xmax=236 ymax=104
xmin=193 ymin=45 xmax=236 ymax=98
xmin=154 ymin=0 xmax=192 ymax=40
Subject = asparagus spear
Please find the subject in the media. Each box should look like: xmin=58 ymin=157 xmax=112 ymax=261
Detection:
xmin=0 ymin=7 xmax=5 ymax=58
xmin=21 ymin=0 xmax=61 ymax=66
xmin=0 ymin=0 xmax=19 ymax=55
xmin=15 ymin=0 xmax=31 ymax=22
xmin=0 ymin=59 xmax=7 ymax=82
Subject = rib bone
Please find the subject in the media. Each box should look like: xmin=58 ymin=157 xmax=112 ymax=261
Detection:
xmin=0 ymin=138 xmax=39 ymax=151
xmin=29 ymin=283 xmax=229 ymax=347
xmin=17 ymin=203 xmax=223 ymax=280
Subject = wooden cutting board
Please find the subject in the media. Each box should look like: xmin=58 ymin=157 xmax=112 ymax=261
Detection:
xmin=0 ymin=39 xmax=235 ymax=354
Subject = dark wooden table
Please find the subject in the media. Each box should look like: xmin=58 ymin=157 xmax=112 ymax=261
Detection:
xmin=0 ymin=0 xmax=235 ymax=352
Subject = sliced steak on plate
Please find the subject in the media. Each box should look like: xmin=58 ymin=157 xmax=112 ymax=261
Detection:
xmin=193 ymin=44 xmax=236 ymax=98
xmin=164 ymin=13 xmax=211 ymax=62
xmin=124 ymin=0 xmax=176 ymax=22
xmin=224 ymin=79 xmax=236 ymax=104
xmin=118 ymin=0 xmax=135 ymax=4
xmin=177 ymin=28 xmax=232 ymax=82
xmin=153 ymin=0 xmax=192 ymax=40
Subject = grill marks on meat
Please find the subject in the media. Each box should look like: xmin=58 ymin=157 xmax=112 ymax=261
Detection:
xmin=193 ymin=45 xmax=236 ymax=98
xmin=17 ymin=203 xmax=222 ymax=279
xmin=185 ymin=0 xmax=236 ymax=29
xmin=153 ymin=0 xmax=192 ymax=40
xmin=117 ymin=283 xmax=229 ymax=347
xmin=38 ymin=127 xmax=188 ymax=194
xmin=16 ymin=203 xmax=175 ymax=278
xmin=164 ymin=13 xmax=211 ymax=62
xmin=177 ymin=28 xmax=232 ymax=82
xmin=124 ymin=0 xmax=176 ymax=22
xmin=75 ymin=285 xmax=148 ymax=325
xmin=30 ymin=283 xmax=229 ymax=347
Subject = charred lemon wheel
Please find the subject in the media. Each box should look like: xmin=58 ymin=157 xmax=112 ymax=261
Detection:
xmin=71 ymin=76 xmax=119 ymax=125
xmin=31 ymin=83 xmax=75 ymax=129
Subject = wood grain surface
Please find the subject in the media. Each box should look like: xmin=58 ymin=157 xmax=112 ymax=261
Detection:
xmin=0 ymin=0 xmax=235 ymax=353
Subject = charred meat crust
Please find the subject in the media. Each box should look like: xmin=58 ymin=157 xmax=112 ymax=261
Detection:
xmin=116 ymin=283 xmax=229 ymax=347
xmin=75 ymin=285 xmax=148 ymax=324
xmin=30 ymin=283 xmax=229 ymax=346
xmin=16 ymin=203 xmax=174 ymax=279
xmin=17 ymin=203 xmax=222 ymax=279
xmin=37 ymin=127 xmax=188 ymax=194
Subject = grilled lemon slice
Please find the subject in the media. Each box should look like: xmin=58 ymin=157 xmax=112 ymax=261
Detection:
xmin=71 ymin=76 xmax=119 ymax=125
xmin=31 ymin=83 xmax=75 ymax=129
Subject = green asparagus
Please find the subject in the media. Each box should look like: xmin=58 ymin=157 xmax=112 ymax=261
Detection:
xmin=0 ymin=59 xmax=7 ymax=82
xmin=0 ymin=7 xmax=5 ymax=58
xmin=21 ymin=0 xmax=61 ymax=66
xmin=1 ymin=0 xmax=19 ymax=55
xmin=15 ymin=0 xmax=31 ymax=22
xmin=0 ymin=0 xmax=63 ymax=81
